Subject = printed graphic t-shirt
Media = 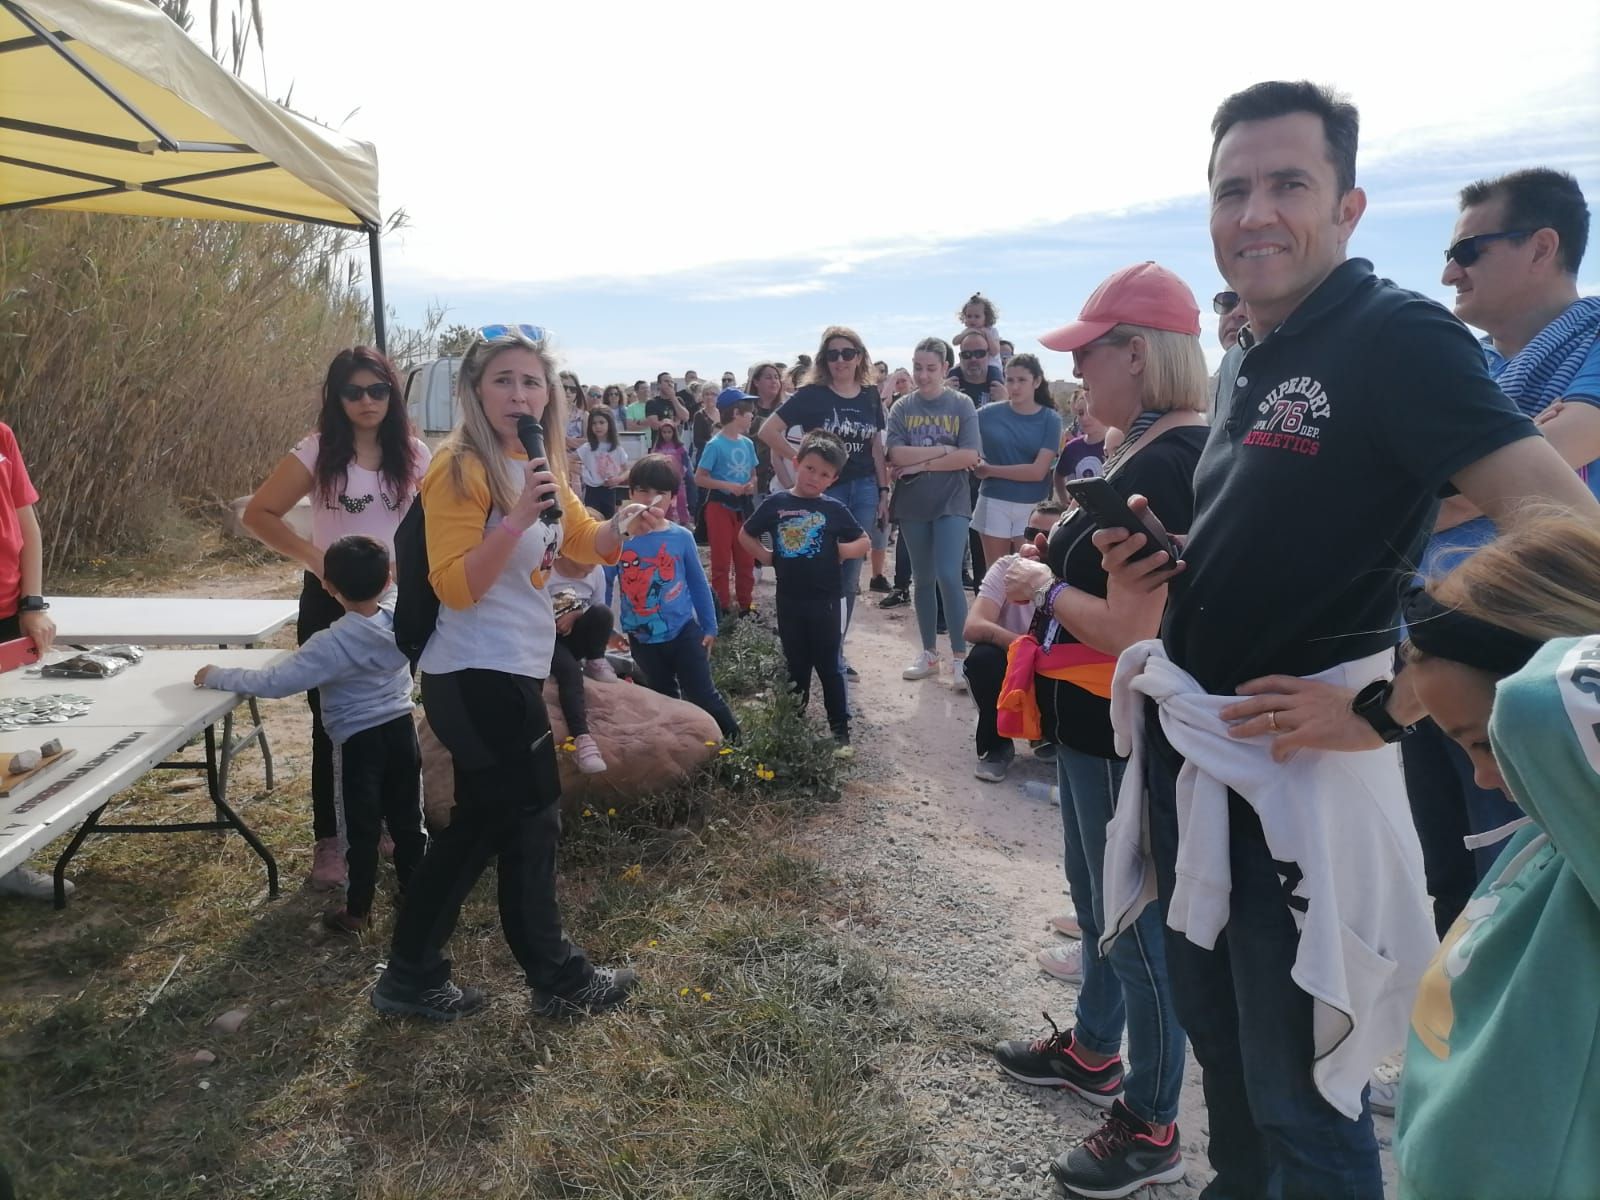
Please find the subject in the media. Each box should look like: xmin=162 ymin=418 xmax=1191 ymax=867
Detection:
xmin=0 ymin=423 xmax=40 ymax=618
xmin=1054 ymin=435 xmax=1106 ymax=482
xmin=290 ymin=433 xmax=432 ymax=555
xmin=616 ymin=524 xmax=717 ymax=644
xmin=773 ymin=384 xmax=884 ymax=483
xmin=696 ymin=434 xmax=758 ymax=488
xmin=885 ymin=389 xmax=981 ymax=522
xmin=743 ymin=491 xmax=864 ymax=600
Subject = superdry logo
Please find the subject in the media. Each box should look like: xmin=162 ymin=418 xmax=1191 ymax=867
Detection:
xmin=1245 ymin=375 xmax=1331 ymax=456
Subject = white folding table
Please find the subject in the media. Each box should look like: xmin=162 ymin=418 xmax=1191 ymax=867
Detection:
xmin=51 ymin=595 xmax=298 ymax=795
xmin=0 ymin=648 xmax=287 ymax=907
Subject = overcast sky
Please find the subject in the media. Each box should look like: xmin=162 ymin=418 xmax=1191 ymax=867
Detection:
xmin=209 ymin=0 xmax=1600 ymax=380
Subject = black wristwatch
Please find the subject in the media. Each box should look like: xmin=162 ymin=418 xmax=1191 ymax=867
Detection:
xmin=1352 ymin=679 xmax=1414 ymax=743
xmin=17 ymin=595 xmax=48 ymax=613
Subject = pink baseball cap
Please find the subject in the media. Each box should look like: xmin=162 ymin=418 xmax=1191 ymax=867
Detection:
xmin=1038 ymin=262 xmax=1202 ymax=352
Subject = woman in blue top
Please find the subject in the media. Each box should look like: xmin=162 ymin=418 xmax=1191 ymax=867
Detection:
xmin=1392 ymin=511 xmax=1600 ymax=1200
xmin=973 ymin=352 xmax=1062 ymax=567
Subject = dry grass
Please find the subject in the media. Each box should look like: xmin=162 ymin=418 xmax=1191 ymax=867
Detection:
xmin=0 ymin=618 xmax=943 ymax=1199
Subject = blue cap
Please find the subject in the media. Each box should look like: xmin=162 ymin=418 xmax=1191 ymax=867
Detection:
xmin=716 ymin=387 xmax=756 ymax=410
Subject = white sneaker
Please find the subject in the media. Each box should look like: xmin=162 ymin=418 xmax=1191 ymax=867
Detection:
xmin=902 ymin=650 xmax=939 ymax=681
xmin=0 ymin=865 xmax=72 ymax=901
xmin=1037 ymin=940 xmax=1084 ymax=982
xmin=950 ymin=656 xmax=968 ymax=691
xmin=1049 ymin=911 xmax=1082 ymax=939
xmin=1368 ymin=1051 xmax=1403 ymax=1116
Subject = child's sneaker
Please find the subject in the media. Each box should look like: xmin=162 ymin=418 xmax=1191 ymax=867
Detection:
xmin=583 ymin=657 xmax=619 ymax=683
xmin=832 ymin=732 xmax=855 ymax=760
xmin=321 ymin=906 xmax=370 ymax=936
xmin=1038 ymin=940 xmax=1084 ymax=981
xmin=902 ymin=650 xmax=939 ymax=680
xmin=371 ymin=975 xmax=487 ymax=1022
xmin=532 ymin=965 xmax=639 ymax=1019
xmin=310 ymin=837 xmax=346 ymax=891
xmin=950 ymin=656 xmax=968 ymax=691
xmin=1051 ymin=1099 xmax=1185 ymax=1196
xmin=994 ymin=1013 xmax=1125 ymax=1106
xmin=574 ymin=733 xmax=607 ymax=774
xmin=1049 ymin=911 xmax=1083 ymax=939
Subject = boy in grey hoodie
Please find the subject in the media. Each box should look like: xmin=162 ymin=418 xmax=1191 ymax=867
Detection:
xmin=196 ymin=535 xmax=424 ymax=933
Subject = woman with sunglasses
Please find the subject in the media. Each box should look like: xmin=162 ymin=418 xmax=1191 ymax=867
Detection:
xmin=243 ymin=347 xmax=430 ymax=890
xmin=759 ymin=326 xmax=890 ymax=662
xmin=373 ymin=325 xmax=667 ymax=1022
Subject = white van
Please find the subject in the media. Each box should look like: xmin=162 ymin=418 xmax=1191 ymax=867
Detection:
xmin=404 ymin=357 xmax=461 ymax=443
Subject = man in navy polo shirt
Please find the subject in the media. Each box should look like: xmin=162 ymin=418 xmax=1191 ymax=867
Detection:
xmin=1099 ymin=81 xmax=1598 ymax=1198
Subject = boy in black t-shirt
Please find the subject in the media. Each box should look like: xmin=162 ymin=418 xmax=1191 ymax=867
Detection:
xmin=740 ymin=432 xmax=869 ymax=756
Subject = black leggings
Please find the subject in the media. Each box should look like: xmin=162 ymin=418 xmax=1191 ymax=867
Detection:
xmin=387 ymin=669 xmax=590 ymax=994
xmin=336 ymin=714 xmax=427 ymax=917
xmin=296 ymin=572 xmax=346 ymax=841
xmin=548 ymin=605 xmax=613 ymax=737
xmin=777 ymin=594 xmax=847 ymax=736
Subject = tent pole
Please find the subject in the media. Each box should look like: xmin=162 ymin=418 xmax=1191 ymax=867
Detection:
xmin=368 ymin=225 xmax=387 ymax=354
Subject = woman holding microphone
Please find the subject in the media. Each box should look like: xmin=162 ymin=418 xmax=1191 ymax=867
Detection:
xmin=372 ymin=325 xmax=666 ymax=1023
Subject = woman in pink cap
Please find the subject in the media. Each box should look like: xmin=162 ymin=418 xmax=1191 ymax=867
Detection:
xmin=990 ymin=262 xmax=1208 ymax=1198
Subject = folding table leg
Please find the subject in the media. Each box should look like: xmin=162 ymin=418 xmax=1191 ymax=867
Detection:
xmin=247 ymin=697 xmax=275 ymax=791
xmin=210 ymin=790 xmax=280 ymax=899
xmin=52 ymin=801 xmax=109 ymax=910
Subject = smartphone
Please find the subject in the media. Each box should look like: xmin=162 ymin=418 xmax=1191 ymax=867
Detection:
xmin=0 ymin=637 xmax=40 ymax=673
xmin=1061 ymin=477 xmax=1177 ymax=562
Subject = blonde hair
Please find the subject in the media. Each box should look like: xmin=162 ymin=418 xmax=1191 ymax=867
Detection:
xmin=807 ymin=325 xmax=873 ymax=389
xmin=441 ymin=329 xmax=571 ymax=515
xmin=1427 ymin=509 xmax=1600 ymax=642
xmin=1103 ymin=323 xmax=1208 ymax=414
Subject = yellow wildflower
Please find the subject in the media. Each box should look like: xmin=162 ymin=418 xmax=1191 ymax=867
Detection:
xmin=718 ymin=747 xmax=733 ymax=757
xmin=678 ymin=987 xmax=690 ymax=997
xmin=582 ymin=808 xmax=593 ymax=818
xmin=701 ymin=992 xmax=714 ymax=1002
xmin=607 ymin=807 xmax=617 ymax=817
xmin=619 ymin=863 xmax=642 ymax=883
xmin=648 ymin=939 xmax=658 ymax=948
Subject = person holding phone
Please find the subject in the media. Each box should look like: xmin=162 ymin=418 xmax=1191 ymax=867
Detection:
xmin=993 ymin=262 xmax=1207 ymax=1198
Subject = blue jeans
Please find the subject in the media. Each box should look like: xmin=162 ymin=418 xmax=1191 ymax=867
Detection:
xmin=1401 ymin=715 xmax=1523 ymax=936
xmin=826 ymin=475 xmax=880 ymax=665
xmin=629 ymin=620 xmax=739 ymax=740
xmin=1144 ymin=699 xmax=1381 ymax=1199
xmin=899 ymin=514 xmax=969 ymax=655
xmin=1057 ymin=744 xmax=1185 ymax=1125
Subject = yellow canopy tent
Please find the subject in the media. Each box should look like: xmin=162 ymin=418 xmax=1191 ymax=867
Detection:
xmin=0 ymin=0 xmax=389 ymax=347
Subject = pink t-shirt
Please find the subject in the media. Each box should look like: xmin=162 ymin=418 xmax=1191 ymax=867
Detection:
xmin=977 ymin=557 xmax=1034 ymax=638
xmin=290 ymin=434 xmax=432 ymax=554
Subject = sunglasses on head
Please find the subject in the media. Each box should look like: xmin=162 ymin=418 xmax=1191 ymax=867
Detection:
xmin=824 ymin=347 xmax=860 ymax=362
xmin=959 ymin=348 xmax=988 ymax=361
xmin=477 ymin=323 xmax=548 ymax=343
xmin=339 ymin=382 xmax=392 ymax=402
xmin=1212 ymin=290 xmax=1240 ymax=315
xmin=1445 ymin=230 xmax=1535 ymax=268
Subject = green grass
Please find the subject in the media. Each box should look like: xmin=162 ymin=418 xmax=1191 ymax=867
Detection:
xmin=0 ymin=619 xmax=945 ymax=1199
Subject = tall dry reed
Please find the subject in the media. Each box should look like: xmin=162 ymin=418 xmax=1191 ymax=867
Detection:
xmin=0 ymin=211 xmax=368 ymax=570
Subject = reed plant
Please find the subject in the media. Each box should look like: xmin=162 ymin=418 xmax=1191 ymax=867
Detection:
xmin=0 ymin=211 xmax=370 ymax=570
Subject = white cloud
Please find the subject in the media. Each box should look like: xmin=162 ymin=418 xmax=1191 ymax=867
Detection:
xmin=218 ymin=0 xmax=1599 ymax=288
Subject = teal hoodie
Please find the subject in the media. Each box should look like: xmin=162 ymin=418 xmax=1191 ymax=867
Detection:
xmin=1397 ymin=635 xmax=1600 ymax=1200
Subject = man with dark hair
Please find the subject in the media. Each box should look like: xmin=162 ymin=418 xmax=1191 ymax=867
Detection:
xmin=648 ymin=372 xmax=688 ymax=431
xmin=1405 ymin=168 xmax=1600 ymax=939
xmin=1097 ymin=80 xmax=1599 ymax=1199
xmin=998 ymin=338 xmax=1015 ymax=364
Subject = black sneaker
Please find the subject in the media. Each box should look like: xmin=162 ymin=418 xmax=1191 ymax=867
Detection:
xmin=993 ymin=1012 xmax=1124 ymax=1107
xmin=878 ymin=588 xmax=908 ymax=609
xmin=532 ymin=965 xmax=639 ymax=1018
xmin=868 ymin=574 xmax=892 ymax=593
xmin=844 ymin=664 xmax=860 ymax=680
xmin=974 ymin=746 xmax=1014 ymax=783
xmin=1050 ymin=1099 xmax=1185 ymax=1199
xmin=371 ymin=975 xmax=487 ymax=1022
xmin=1031 ymin=739 xmax=1058 ymax=762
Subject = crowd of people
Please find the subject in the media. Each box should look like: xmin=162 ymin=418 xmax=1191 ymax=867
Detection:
xmin=3 ymin=75 xmax=1597 ymax=1200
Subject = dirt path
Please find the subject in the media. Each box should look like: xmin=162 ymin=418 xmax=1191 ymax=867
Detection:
xmin=788 ymin=569 xmax=1401 ymax=1198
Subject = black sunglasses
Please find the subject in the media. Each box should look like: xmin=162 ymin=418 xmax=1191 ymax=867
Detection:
xmin=824 ymin=347 xmax=860 ymax=362
xmin=958 ymin=348 xmax=988 ymax=361
xmin=563 ymin=384 xmax=579 ymax=394
xmin=1446 ymin=230 xmax=1535 ymax=268
xmin=1212 ymin=290 xmax=1240 ymax=315
xmin=338 ymin=382 xmax=392 ymax=402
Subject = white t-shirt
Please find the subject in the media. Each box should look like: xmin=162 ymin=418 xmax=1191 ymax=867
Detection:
xmin=977 ymin=557 xmax=1033 ymax=637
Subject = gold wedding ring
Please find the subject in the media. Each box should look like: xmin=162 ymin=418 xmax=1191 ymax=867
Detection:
xmin=1267 ymin=710 xmax=1280 ymax=732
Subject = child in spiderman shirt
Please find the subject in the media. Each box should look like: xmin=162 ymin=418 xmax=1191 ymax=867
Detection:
xmin=616 ymin=454 xmax=739 ymax=740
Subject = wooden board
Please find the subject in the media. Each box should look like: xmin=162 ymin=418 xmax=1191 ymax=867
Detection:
xmin=0 ymin=748 xmax=77 ymax=797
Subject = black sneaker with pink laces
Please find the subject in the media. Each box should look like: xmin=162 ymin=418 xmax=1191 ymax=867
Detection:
xmin=993 ymin=1011 xmax=1124 ymax=1107
xmin=1050 ymin=1098 xmax=1185 ymax=1199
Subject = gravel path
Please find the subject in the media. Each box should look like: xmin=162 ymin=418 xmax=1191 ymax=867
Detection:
xmin=785 ymin=574 xmax=1400 ymax=1199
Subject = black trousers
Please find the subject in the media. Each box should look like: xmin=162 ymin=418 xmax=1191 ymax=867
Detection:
xmin=777 ymin=593 xmax=847 ymax=736
xmin=582 ymin=484 xmax=617 ymax=519
xmin=630 ymin=620 xmax=740 ymax=739
xmin=297 ymin=572 xmax=346 ymax=841
xmin=965 ymin=641 xmax=1009 ymax=757
xmin=548 ymin=605 xmax=613 ymax=737
xmin=892 ymin=525 xmax=912 ymax=589
xmin=386 ymin=669 xmax=590 ymax=994
xmin=336 ymin=713 xmax=427 ymax=917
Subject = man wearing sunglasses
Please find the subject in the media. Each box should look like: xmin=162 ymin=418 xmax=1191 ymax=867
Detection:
xmin=1096 ymin=82 xmax=1598 ymax=1200
xmin=1210 ymin=290 xmax=1252 ymax=416
xmin=1404 ymin=168 xmax=1600 ymax=939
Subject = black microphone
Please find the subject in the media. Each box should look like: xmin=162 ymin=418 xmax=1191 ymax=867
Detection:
xmin=515 ymin=414 xmax=563 ymax=525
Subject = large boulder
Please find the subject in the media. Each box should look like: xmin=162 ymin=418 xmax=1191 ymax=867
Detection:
xmin=418 ymin=678 xmax=722 ymax=826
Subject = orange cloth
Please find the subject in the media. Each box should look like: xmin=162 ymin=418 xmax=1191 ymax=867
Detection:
xmin=996 ymin=635 xmax=1119 ymax=740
